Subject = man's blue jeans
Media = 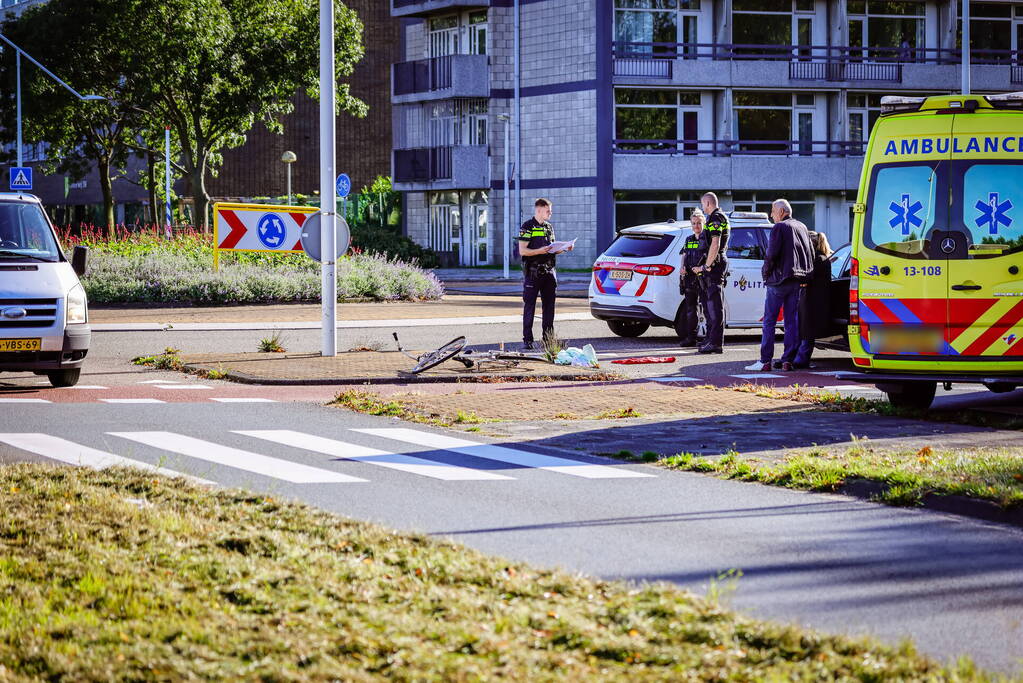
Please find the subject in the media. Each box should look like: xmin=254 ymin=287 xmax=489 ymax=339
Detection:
xmin=760 ymin=280 xmax=801 ymax=365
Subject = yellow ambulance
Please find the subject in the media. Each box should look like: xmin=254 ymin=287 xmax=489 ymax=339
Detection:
xmin=841 ymin=92 xmax=1023 ymax=409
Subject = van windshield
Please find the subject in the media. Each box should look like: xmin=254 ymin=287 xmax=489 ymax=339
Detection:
xmin=0 ymin=202 xmax=60 ymax=262
xmin=865 ymin=162 xmax=943 ymax=259
xmin=956 ymin=161 xmax=1023 ymax=257
xmin=603 ymin=233 xmax=675 ymax=258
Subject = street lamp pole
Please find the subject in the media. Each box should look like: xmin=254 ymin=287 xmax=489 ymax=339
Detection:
xmin=498 ymin=114 xmax=511 ymax=279
xmin=0 ymin=32 xmax=104 ymax=169
xmin=961 ymin=0 xmax=971 ymax=94
xmin=281 ymin=150 xmax=297 ymax=205
xmin=319 ymin=0 xmax=337 ymax=357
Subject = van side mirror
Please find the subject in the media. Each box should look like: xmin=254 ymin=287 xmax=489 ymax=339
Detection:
xmin=71 ymin=245 xmax=88 ymax=277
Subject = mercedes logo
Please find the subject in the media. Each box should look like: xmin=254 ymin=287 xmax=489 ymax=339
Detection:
xmin=940 ymin=237 xmax=956 ymax=254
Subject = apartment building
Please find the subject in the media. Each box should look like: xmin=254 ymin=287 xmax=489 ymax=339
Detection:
xmin=391 ymin=0 xmax=1022 ymax=268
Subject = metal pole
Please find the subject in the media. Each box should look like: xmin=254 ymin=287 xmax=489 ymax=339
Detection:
xmin=961 ymin=0 xmax=970 ymax=94
xmin=319 ymin=0 xmax=337 ymax=357
xmin=513 ymin=0 xmax=521 ymax=235
xmin=286 ymin=164 xmax=292 ymax=205
xmin=503 ymin=118 xmax=510 ymax=279
xmin=164 ymin=127 xmax=172 ymax=236
xmin=16 ymin=51 xmax=22 ymax=168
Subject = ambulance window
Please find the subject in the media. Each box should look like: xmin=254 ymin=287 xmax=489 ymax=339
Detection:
xmin=866 ymin=163 xmax=940 ymax=258
xmin=960 ymin=163 xmax=1023 ymax=255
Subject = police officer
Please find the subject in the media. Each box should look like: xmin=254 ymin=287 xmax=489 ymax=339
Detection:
xmin=518 ymin=198 xmax=570 ymax=350
xmin=693 ymin=192 xmax=730 ymax=354
xmin=678 ymin=208 xmax=707 ymax=347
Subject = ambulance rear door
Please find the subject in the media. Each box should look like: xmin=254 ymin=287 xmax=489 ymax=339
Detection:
xmin=858 ymin=113 xmax=952 ymax=358
xmin=946 ymin=111 xmax=1023 ymax=360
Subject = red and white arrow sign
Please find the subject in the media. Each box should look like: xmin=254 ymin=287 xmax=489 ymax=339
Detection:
xmin=213 ymin=203 xmax=319 ymax=253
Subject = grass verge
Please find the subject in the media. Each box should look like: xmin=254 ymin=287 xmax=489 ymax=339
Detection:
xmin=0 ymin=464 xmax=997 ymax=681
xmin=659 ymin=444 xmax=1023 ymax=509
xmin=331 ymin=389 xmax=495 ymax=428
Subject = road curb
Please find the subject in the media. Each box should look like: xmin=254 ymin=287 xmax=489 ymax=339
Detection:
xmin=837 ymin=477 xmax=1023 ymax=528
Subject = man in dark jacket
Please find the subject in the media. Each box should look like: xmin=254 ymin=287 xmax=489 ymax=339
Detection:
xmin=744 ymin=199 xmax=813 ymax=372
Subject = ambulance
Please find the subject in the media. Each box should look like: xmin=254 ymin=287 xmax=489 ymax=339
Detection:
xmin=840 ymin=92 xmax=1023 ymax=409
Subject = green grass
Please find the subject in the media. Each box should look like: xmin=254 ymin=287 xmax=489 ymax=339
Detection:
xmin=0 ymin=465 xmax=999 ymax=681
xmin=660 ymin=445 xmax=1023 ymax=509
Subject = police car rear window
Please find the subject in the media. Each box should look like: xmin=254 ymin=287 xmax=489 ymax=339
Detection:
xmin=604 ymin=234 xmax=674 ymax=258
xmin=865 ymin=162 xmax=944 ymax=259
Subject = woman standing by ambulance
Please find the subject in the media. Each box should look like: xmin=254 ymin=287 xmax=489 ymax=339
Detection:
xmin=793 ymin=231 xmax=833 ymax=369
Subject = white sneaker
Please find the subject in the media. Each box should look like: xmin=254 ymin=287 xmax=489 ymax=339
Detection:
xmin=743 ymin=361 xmax=769 ymax=372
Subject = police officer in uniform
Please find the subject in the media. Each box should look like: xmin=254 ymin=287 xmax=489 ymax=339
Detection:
xmin=693 ymin=192 xmax=730 ymax=354
xmin=678 ymin=208 xmax=708 ymax=347
xmin=518 ymin=198 xmax=570 ymax=349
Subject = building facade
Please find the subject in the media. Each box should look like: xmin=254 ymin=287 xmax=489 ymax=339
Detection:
xmin=391 ymin=0 xmax=1022 ymax=268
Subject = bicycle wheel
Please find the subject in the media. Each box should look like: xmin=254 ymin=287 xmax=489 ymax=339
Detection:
xmin=411 ymin=336 xmax=467 ymax=374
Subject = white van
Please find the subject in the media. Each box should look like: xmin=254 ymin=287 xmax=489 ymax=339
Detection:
xmin=0 ymin=193 xmax=89 ymax=387
xmin=589 ymin=211 xmax=778 ymax=337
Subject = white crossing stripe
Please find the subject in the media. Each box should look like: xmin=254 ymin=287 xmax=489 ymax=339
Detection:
xmin=649 ymin=376 xmax=699 ymax=383
xmin=154 ymin=384 xmax=211 ymax=390
xmin=70 ymin=386 xmax=108 ymax=390
xmin=108 ymin=432 xmax=366 ymax=484
xmin=729 ymin=373 xmax=784 ymax=379
xmin=354 ymin=428 xmax=654 ymax=479
xmin=0 ymin=433 xmax=214 ymax=485
xmin=211 ymin=398 xmax=277 ymax=403
xmin=809 ymin=371 xmax=843 ymax=377
xmin=138 ymin=380 xmax=172 ymax=384
xmin=100 ymin=398 xmax=166 ymax=404
xmin=0 ymin=398 xmax=50 ymax=403
xmin=237 ymin=430 xmax=512 ymax=481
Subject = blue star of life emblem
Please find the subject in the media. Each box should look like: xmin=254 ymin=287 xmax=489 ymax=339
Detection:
xmin=889 ymin=193 xmax=923 ymax=236
xmin=975 ymin=192 xmax=1013 ymax=235
xmin=257 ymin=213 xmax=287 ymax=249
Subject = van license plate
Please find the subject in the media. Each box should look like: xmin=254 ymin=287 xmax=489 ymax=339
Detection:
xmin=870 ymin=326 xmax=943 ymax=354
xmin=609 ymin=269 xmax=633 ymax=281
xmin=0 ymin=338 xmax=41 ymax=352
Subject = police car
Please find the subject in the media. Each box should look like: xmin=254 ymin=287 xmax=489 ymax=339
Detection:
xmin=589 ymin=211 xmax=778 ymax=337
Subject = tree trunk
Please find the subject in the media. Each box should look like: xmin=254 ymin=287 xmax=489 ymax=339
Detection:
xmin=190 ymin=164 xmax=211 ymax=234
xmin=97 ymin=155 xmax=116 ymax=239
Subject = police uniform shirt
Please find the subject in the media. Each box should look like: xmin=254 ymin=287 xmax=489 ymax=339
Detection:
xmin=682 ymin=232 xmax=707 ymax=271
xmin=518 ymin=218 xmax=556 ymax=271
xmin=704 ymin=208 xmax=730 ymax=265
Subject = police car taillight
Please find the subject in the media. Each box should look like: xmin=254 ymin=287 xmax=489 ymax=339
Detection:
xmin=633 ymin=264 xmax=675 ymax=276
xmin=849 ymin=257 xmax=859 ymax=324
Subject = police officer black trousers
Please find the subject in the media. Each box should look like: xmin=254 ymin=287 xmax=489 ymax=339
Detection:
xmin=701 ymin=262 xmax=727 ymax=351
xmin=679 ymin=275 xmax=702 ymax=344
xmin=523 ymin=272 xmax=557 ymax=346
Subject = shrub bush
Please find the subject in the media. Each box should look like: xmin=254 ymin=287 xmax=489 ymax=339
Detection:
xmin=61 ymin=226 xmax=443 ymax=304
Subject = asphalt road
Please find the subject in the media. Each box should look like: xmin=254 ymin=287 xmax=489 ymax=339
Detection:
xmin=1 ymin=321 xmax=1022 ymax=674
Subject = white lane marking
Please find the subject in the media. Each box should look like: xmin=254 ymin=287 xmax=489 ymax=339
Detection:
xmin=154 ymin=384 xmax=211 ymax=390
xmin=70 ymin=385 xmax=108 ymax=390
xmin=0 ymin=398 xmax=50 ymax=403
xmin=354 ymin=428 xmax=654 ymax=479
xmin=138 ymin=380 xmax=173 ymax=384
xmin=0 ymin=433 xmax=214 ymax=485
xmin=108 ymin=432 xmax=366 ymax=484
xmin=210 ymin=398 xmax=277 ymax=403
xmin=100 ymin=398 xmax=167 ymax=404
xmin=729 ymin=373 xmax=784 ymax=379
xmin=649 ymin=376 xmax=699 ymax=383
xmin=237 ymin=430 xmax=512 ymax=481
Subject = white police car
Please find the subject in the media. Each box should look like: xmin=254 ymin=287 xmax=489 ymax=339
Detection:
xmin=589 ymin=211 xmax=777 ymax=337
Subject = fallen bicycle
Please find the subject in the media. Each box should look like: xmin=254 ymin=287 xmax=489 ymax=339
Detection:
xmin=392 ymin=333 xmax=547 ymax=375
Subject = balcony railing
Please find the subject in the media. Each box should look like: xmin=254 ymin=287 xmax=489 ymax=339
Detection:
xmin=394 ymin=146 xmax=453 ymax=183
xmin=788 ymin=60 xmax=901 ymax=82
xmin=393 ymin=56 xmax=452 ymax=96
xmin=1014 ymin=66 xmax=1023 ymax=84
xmin=612 ymin=139 xmax=866 ymax=157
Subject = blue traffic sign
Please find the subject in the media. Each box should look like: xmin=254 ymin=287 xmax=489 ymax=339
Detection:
xmin=335 ymin=173 xmax=351 ymax=198
xmin=9 ymin=167 xmax=32 ymax=191
xmin=256 ymin=213 xmax=288 ymax=249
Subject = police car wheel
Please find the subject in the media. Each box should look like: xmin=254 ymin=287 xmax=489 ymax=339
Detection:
xmin=607 ymin=320 xmax=649 ymax=338
xmin=879 ymin=381 xmax=936 ymax=411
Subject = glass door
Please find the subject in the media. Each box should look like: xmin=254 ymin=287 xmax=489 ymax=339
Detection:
xmin=463 ymin=191 xmax=491 ymax=266
xmin=467 ymin=11 xmax=488 ymax=55
xmin=429 ymin=16 xmax=459 ymax=58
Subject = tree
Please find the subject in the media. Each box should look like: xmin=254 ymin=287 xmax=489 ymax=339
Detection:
xmin=0 ymin=0 xmax=147 ymax=235
xmin=129 ymin=0 xmax=366 ymax=231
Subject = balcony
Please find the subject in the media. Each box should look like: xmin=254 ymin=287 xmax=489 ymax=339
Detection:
xmin=392 ymin=54 xmax=489 ymax=104
xmin=391 ymin=0 xmax=487 ymax=18
xmin=393 ymin=145 xmax=488 ymax=191
xmin=613 ymin=42 xmax=1023 ymax=88
xmin=1014 ymin=66 xmax=1023 ymax=84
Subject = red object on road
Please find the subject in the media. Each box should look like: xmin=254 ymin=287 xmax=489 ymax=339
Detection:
xmin=611 ymin=356 xmax=676 ymax=364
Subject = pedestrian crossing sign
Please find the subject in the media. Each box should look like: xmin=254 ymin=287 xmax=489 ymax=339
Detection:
xmin=9 ymin=167 xmax=32 ymax=191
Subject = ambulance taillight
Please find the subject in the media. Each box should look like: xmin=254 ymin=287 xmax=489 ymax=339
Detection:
xmin=849 ymin=257 xmax=859 ymax=325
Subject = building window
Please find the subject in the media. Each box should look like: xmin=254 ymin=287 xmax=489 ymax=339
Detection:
xmin=958 ymin=3 xmax=1022 ymax=63
xmin=732 ymin=190 xmax=817 ymax=229
xmin=428 ymin=191 xmax=460 ymax=258
xmin=468 ymin=10 xmax=488 ymax=55
xmin=428 ymin=15 xmax=460 ymax=57
xmin=429 ymin=10 xmax=488 ymax=58
xmin=397 ymin=99 xmax=488 ymax=149
xmin=847 ymin=93 xmax=882 ymax=147
xmin=427 ymin=190 xmax=490 ymax=266
xmin=848 ymin=0 xmax=925 ymax=60
xmin=733 ymin=92 xmax=819 ymax=153
xmin=733 ymin=0 xmax=817 ymax=56
xmin=614 ymin=0 xmax=701 ymax=57
xmin=614 ymin=89 xmax=703 ymax=152
xmin=614 ymin=190 xmax=714 ymax=232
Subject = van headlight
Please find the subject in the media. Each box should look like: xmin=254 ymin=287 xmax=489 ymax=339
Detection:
xmin=66 ymin=284 xmax=88 ymax=325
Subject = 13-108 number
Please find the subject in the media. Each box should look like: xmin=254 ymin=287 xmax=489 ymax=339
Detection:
xmin=903 ymin=265 xmax=942 ymax=276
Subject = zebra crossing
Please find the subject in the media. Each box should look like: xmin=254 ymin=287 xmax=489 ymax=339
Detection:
xmin=0 ymin=427 xmax=654 ymax=486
